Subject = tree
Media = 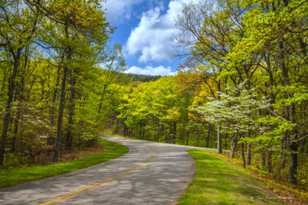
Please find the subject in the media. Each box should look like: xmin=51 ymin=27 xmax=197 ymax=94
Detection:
xmin=177 ymin=0 xmax=307 ymax=185
xmin=0 ymin=0 xmax=109 ymax=165
xmin=0 ymin=0 xmax=40 ymax=165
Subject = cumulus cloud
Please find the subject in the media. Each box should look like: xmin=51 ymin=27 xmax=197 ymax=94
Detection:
xmin=126 ymin=0 xmax=198 ymax=63
xmin=125 ymin=65 xmax=176 ymax=76
xmin=104 ymin=0 xmax=144 ymax=24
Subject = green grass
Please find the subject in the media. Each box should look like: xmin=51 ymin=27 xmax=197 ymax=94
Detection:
xmin=179 ymin=150 xmax=284 ymax=205
xmin=0 ymin=139 xmax=128 ymax=188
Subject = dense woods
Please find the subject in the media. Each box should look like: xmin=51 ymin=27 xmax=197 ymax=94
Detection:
xmin=0 ymin=0 xmax=307 ymax=193
xmin=110 ymin=0 xmax=307 ymax=189
xmin=0 ymin=0 xmax=112 ymax=165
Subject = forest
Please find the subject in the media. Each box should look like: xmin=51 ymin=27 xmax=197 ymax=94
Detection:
xmin=0 ymin=0 xmax=307 ymax=195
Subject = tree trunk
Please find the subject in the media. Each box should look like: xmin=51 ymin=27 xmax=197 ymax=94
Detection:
xmin=123 ymin=124 xmax=128 ymax=136
xmin=0 ymin=48 xmax=22 ymax=166
xmin=141 ymin=122 xmax=144 ymax=138
xmin=170 ymin=121 xmax=177 ymax=144
xmin=11 ymin=86 xmax=21 ymax=153
xmin=206 ymin=123 xmax=211 ymax=147
xmin=278 ymin=39 xmax=298 ymax=184
xmin=231 ymin=135 xmax=238 ymax=158
xmin=155 ymin=119 xmax=160 ymax=142
xmin=241 ymin=143 xmax=246 ymax=168
xmin=267 ymin=150 xmax=273 ymax=173
xmin=185 ymin=130 xmax=190 ymax=145
xmin=11 ymin=107 xmax=21 ymax=153
xmin=53 ymin=65 xmax=69 ymax=162
xmin=224 ymin=132 xmax=228 ymax=150
xmin=288 ymin=141 xmax=298 ymax=184
xmin=138 ymin=121 xmax=145 ymax=139
xmin=157 ymin=122 xmax=164 ymax=142
xmin=217 ymin=124 xmax=222 ymax=153
xmin=247 ymin=143 xmax=252 ymax=165
xmin=77 ymin=120 xmax=84 ymax=149
xmin=65 ymin=70 xmax=76 ymax=151
xmin=98 ymin=84 xmax=107 ymax=113
xmin=11 ymin=46 xmax=29 ymax=153
xmin=0 ymin=67 xmax=8 ymax=97
xmin=50 ymin=66 xmax=61 ymax=126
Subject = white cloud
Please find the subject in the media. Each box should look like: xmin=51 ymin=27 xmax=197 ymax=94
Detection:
xmin=126 ymin=0 xmax=198 ymax=63
xmin=104 ymin=0 xmax=162 ymax=24
xmin=125 ymin=65 xmax=176 ymax=76
xmin=104 ymin=0 xmax=144 ymax=24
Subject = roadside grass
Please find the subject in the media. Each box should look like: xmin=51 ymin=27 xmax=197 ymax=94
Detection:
xmin=0 ymin=139 xmax=128 ymax=188
xmin=179 ymin=150 xmax=284 ymax=205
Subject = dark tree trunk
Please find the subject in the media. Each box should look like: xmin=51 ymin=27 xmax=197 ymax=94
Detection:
xmin=217 ymin=124 xmax=222 ymax=153
xmin=288 ymin=141 xmax=298 ymax=184
xmin=263 ymin=51 xmax=275 ymax=174
xmin=11 ymin=107 xmax=21 ymax=153
xmin=206 ymin=123 xmax=211 ymax=147
xmin=11 ymin=46 xmax=29 ymax=153
xmin=157 ymin=122 xmax=164 ymax=142
xmin=231 ymin=135 xmax=238 ymax=158
xmin=65 ymin=70 xmax=76 ymax=151
xmin=138 ymin=121 xmax=145 ymax=139
xmin=11 ymin=86 xmax=21 ymax=153
xmin=123 ymin=124 xmax=128 ymax=136
xmin=185 ymin=130 xmax=190 ymax=145
xmin=49 ymin=65 xmax=61 ymax=145
xmin=0 ymin=48 xmax=22 ymax=166
xmin=196 ymin=127 xmax=201 ymax=146
xmin=278 ymin=39 xmax=299 ymax=184
xmin=170 ymin=121 xmax=177 ymax=144
xmin=53 ymin=19 xmax=72 ymax=161
xmin=266 ymin=150 xmax=273 ymax=173
xmin=53 ymin=65 xmax=69 ymax=162
xmin=50 ymin=66 xmax=61 ymax=125
xmin=0 ymin=67 xmax=8 ymax=97
xmin=241 ymin=143 xmax=246 ymax=168
xmin=247 ymin=143 xmax=252 ymax=165
xmin=155 ymin=119 xmax=161 ymax=142
xmin=77 ymin=120 xmax=84 ymax=149
xmin=224 ymin=132 xmax=228 ymax=150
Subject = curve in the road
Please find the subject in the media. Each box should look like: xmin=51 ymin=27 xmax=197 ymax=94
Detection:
xmin=0 ymin=137 xmax=195 ymax=205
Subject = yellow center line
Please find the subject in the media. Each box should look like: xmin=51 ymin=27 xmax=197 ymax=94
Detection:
xmin=38 ymin=152 xmax=156 ymax=205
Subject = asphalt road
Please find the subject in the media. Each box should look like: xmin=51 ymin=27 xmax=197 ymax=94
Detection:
xmin=0 ymin=137 xmax=195 ymax=205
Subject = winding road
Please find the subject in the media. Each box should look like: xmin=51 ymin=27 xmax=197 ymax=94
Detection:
xmin=0 ymin=137 xmax=195 ymax=205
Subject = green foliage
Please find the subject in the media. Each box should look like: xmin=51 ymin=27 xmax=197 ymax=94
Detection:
xmin=0 ymin=0 xmax=110 ymax=166
xmin=109 ymin=0 xmax=308 ymax=188
xmin=0 ymin=0 xmax=307 ymax=191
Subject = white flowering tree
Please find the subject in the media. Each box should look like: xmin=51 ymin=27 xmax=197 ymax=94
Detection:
xmin=194 ymin=83 xmax=270 ymax=166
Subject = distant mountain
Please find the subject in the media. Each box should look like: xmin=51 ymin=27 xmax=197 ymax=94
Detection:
xmin=125 ymin=73 xmax=161 ymax=82
xmin=112 ymin=72 xmax=161 ymax=83
xmin=97 ymin=68 xmax=161 ymax=83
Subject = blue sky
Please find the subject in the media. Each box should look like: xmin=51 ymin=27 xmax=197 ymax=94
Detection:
xmin=104 ymin=0 xmax=193 ymax=76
